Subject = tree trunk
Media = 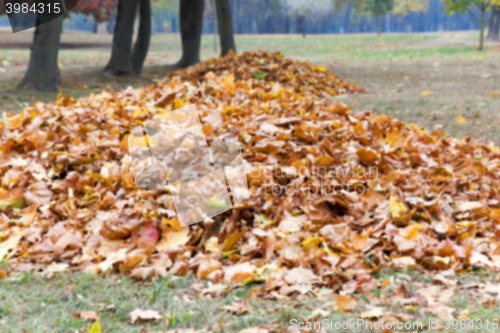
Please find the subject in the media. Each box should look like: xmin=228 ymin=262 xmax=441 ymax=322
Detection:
xmin=488 ymin=6 xmax=500 ymax=40
xmin=343 ymin=3 xmax=351 ymax=33
xmin=131 ymin=0 xmax=151 ymax=75
xmin=284 ymin=10 xmax=290 ymax=34
xmin=479 ymin=8 xmax=485 ymax=51
xmin=297 ymin=14 xmax=306 ymax=37
xmin=377 ymin=16 xmax=381 ymax=35
xmin=21 ymin=16 xmax=63 ymax=92
xmin=104 ymin=0 xmax=138 ymax=77
xmin=215 ymin=0 xmax=236 ymax=56
xmin=176 ymin=0 xmax=205 ymax=68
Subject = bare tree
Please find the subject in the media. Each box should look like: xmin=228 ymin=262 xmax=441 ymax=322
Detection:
xmin=22 ymin=16 xmax=63 ymax=91
xmin=104 ymin=0 xmax=139 ymax=76
xmin=176 ymin=0 xmax=205 ymax=68
xmin=132 ymin=0 xmax=152 ymax=74
xmin=488 ymin=5 xmax=500 ymax=39
xmin=215 ymin=0 xmax=237 ymax=56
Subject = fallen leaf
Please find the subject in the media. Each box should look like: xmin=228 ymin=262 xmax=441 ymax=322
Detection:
xmin=73 ymin=311 xmax=99 ymax=321
xmin=283 ymin=267 xmax=319 ymax=285
xmin=360 ymin=307 xmax=384 ymax=319
xmin=456 ymin=116 xmax=467 ymax=124
xmin=332 ymin=295 xmax=356 ymax=312
xmin=88 ymin=321 xmax=101 ymax=333
xmin=129 ymin=309 xmax=162 ymax=324
xmin=390 ymin=196 xmax=407 ymax=219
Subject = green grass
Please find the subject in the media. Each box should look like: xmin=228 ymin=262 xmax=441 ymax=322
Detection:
xmin=0 ymin=272 xmax=345 ymax=332
xmin=2 ymin=269 xmax=500 ymax=332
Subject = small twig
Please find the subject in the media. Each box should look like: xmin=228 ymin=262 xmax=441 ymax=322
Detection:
xmin=8 ymin=95 xmax=25 ymax=112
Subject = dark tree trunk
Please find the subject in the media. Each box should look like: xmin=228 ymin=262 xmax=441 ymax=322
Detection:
xmin=215 ymin=0 xmax=236 ymax=56
xmin=104 ymin=0 xmax=138 ymax=77
xmin=297 ymin=14 xmax=306 ymax=37
xmin=284 ymin=10 xmax=290 ymax=34
xmin=488 ymin=6 xmax=500 ymax=40
xmin=344 ymin=3 xmax=351 ymax=33
xmin=176 ymin=0 xmax=205 ymax=68
xmin=21 ymin=16 xmax=63 ymax=92
xmin=479 ymin=7 xmax=486 ymax=51
xmin=131 ymin=0 xmax=152 ymax=75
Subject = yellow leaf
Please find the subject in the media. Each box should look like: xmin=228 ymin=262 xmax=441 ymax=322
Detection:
xmin=492 ymin=92 xmax=499 ymax=98
xmin=222 ymin=229 xmax=246 ymax=252
xmin=420 ymin=91 xmax=433 ymax=96
xmin=301 ymin=235 xmax=324 ymax=250
xmin=8 ymin=112 xmax=25 ymax=129
xmin=173 ymin=99 xmax=185 ymax=109
xmin=88 ymin=321 xmax=101 ymax=333
xmin=390 ymin=196 xmax=407 ymax=219
xmin=254 ymin=214 xmax=273 ymax=229
xmin=311 ymin=65 xmax=327 ymax=72
xmin=456 ymin=116 xmax=467 ymax=124
xmin=161 ymin=217 xmax=183 ymax=232
xmin=332 ymin=295 xmax=356 ymax=312
xmin=205 ymin=236 xmax=220 ymax=253
xmin=399 ymin=223 xmax=425 ymax=240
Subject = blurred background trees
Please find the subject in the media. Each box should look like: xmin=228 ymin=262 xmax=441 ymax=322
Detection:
xmin=443 ymin=0 xmax=500 ymax=50
xmin=1 ymin=0 xmax=496 ymax=35
xmin=1 ymin=0 xmax=499 ymax=90
xmin=363 ymin=0 xmax=394 ymax=34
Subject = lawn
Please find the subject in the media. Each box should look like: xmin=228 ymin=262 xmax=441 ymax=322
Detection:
xmin=1 ymin=30 xmax=500 ymax=333
xmin=3 ymin=268 xmax=500 ymax=333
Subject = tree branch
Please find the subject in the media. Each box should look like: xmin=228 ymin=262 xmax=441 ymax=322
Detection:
xmin=466 ymin=6 xmax=481 ymax=26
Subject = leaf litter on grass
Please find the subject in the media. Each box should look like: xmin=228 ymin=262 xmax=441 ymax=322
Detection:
xmin=0 ymin=50 xmax=500 ymax=328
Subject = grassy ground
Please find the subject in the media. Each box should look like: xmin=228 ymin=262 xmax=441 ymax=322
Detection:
xmin=2 ymin=269 xmax=500 ymax=333
xmin=1 ymin=30 xmax=500 ymax=332
xmin=1 ymin=31 xmax=499 ymax=142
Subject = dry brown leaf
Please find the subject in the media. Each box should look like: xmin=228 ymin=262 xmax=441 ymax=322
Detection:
xmin=129 ymin=309 xmax=162 ymax=324
xmin=73 ymin=311 xmax=99 ymax=321
xmin=332 ymin=295 xmax=356 ymax=312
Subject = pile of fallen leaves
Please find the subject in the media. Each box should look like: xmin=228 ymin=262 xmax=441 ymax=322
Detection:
xmin=172 ymin=50 xmax=366 ymax=98
xmin=0 ymin=50 xmax=499 ymax=301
